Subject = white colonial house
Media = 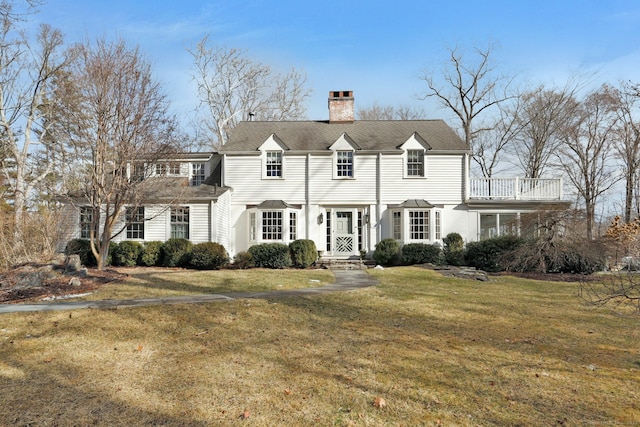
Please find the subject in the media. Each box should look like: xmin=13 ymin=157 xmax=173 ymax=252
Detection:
xmin=60 ymin=91 xmax=568 ymax=259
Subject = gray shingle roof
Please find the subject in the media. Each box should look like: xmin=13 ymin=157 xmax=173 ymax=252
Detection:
xmin=221 ymin=120 xmax=468 ymax=153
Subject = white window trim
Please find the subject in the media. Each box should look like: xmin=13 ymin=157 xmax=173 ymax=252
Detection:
xmin=391 ymin=208 xmax=440 ymax=243
xmin=333 ymin=150 xmax=355 ymax=179
xmin=191 ymin=162 xmax=206 ymax=186
xmin=403 ymin=149 xmax=427 ymax=179
xmin=262 ymin=150 xmax=285 ymax=179
xmin=247 ymin=207 xmax=300 ymax=244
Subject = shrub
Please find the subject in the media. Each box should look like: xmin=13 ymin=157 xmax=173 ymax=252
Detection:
xmin=140 ymin=241 xmax=163 ymax=266
xmin=373 ymin=238 xmax=400 ymax=266
xmin=289 ymin=239 xmax=318 ymax=268
xmin=188 ymin=242 xmax=229 ymax=270
xmin=506 ymin=238 xmax=606 ymax=274
xmin=248 ymin=243 xmax=292 ymax=269
xmin=233 ymin=251 xmax=254 ymax=269
xmin=64 ymin=239 xmax=116 ymax=267
xmin=465 ymin=235 xmax=525 ymax=272
xmin=401 ymin=242 xmax=442 ymax=265
xmin=443 ymin=232 xmax=465 ymax=266
xmin=112 ymin=241 xmax=143 ymax=267
xmin=65 ymin=239 xmax=95 ymax=266
xmin=160 ymin=238 xmax=193 ymax=267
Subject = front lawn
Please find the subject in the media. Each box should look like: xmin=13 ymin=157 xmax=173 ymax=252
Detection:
xmin=0 ymin=267 xmax=637 ymax=426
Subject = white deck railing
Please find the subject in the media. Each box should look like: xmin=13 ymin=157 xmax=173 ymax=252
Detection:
xmin=468 ymin=178 xmax=563 ymax=201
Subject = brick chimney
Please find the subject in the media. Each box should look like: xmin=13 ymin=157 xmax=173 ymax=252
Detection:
xmin=328 ymin=91 xmax=354 ymax=123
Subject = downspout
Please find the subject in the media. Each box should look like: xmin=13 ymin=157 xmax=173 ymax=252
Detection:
xmin=305 ymin=153 xmax=310 ymax=239
xmin=376 ymin=152 xmax=382 ymax=246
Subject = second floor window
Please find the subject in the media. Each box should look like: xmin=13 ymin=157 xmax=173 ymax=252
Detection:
xmin=266 ymin=152 xmax=282 ymax=177
xmin=79 ymin=207 xmax=94 ymax=239
xmin=192 ymin=163 xmax=205 ymax=186
xmin=407 ymin=150 xmax=424 ymax=177
xmin=336 ymin=151 xmax=353 ymax=177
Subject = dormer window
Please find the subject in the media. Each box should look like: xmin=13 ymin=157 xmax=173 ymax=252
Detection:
xmin=156 ymin=162 xmax=181 ymax=176
xmin=191 ymin=162 xmax=205 ymax=186
xmin=407 ymin=150 xmax=425 ymax=177
xmin=265 ymin=151 xmax=283 ymax=178
xmin=336 ymin=150 xmax=354 ymax=178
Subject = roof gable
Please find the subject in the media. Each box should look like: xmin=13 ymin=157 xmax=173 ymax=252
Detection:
xmin=257 ymin=134 xmax=289 ymax=151
xmin=398 ymin=133 xmax=432 ymax=151
xmin=328 ymin=133 xmax=360 ymax=151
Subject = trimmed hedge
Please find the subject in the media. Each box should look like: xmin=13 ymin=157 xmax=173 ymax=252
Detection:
xmin=443 ymin=232 xmax=465 ymax=266
xmin=465 ymin=235 xmax=525 ymax=272
xmin=232 ymin=251 xmax=254 ymax=269
xmin=112 ymin=241 xmax=143 ymax=267
xmin=188 ymin=242 xmax=229 ymax=270
xmin=289 ymin=239 xmax=318 ymax=268
xmin=373 ymin=238 xmax=400 ymax=266
xmin=248 ymin=243 xmax=292 ymax=269
xmin=401 ymin=242 xmax=442 ymax=265
xmin=160 ymin=238 xmax=193 ymax=267
xmin=140 ymin=241 xmax=164 ymax=266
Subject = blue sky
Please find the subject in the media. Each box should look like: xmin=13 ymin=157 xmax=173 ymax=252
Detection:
xmin=36 ymin=0 xmax=640 ymax=122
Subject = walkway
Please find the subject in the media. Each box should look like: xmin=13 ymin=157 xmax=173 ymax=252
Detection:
xmin=0 ymin=269 xmax=378 ymax=314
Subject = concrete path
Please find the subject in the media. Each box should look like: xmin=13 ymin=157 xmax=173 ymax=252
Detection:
xmin=0 ymin=270 xmax=378 ymax=314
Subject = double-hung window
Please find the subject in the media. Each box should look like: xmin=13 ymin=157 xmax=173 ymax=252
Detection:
xmin=171 ymin=207 xmax=189 ymax=239
xmin=407 ymin=150 xmax=425 ymax=177
xmin=336 ymin=151 xmax=353 ymax=178
xmin=409 ymin=210 xmax=429 ymax=240
xmin=191 ymin=163 xmax=205 ymax=186
xmin=392 ymin=211 xmax=402 ymax=240
xmin=265 ymin=151 xmax=283 ymax=178
xmin=262 ymin=211 xmax=283 ymax=240
xmin=79 ymin=207 xmax=94 ymax=239
xmin=126 ymin=207 xmax=145 ymax=239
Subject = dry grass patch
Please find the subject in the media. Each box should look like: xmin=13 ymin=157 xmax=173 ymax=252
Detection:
xmin=0 ymin=267 xmax=638 ymax=426
xmin=78 ymin=267 xmax=334 ymax=300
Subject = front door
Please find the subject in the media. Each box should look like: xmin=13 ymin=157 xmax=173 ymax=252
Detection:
xmin=334 ymin=211 xmax=355 ymax=255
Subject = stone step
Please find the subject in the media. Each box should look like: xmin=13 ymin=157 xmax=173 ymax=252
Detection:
xmin=317 ymin=258 xmax=369 ymax=270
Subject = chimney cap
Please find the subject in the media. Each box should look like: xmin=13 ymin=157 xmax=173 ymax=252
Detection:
xmin=329 ymin=90 xmax=353 ymax=99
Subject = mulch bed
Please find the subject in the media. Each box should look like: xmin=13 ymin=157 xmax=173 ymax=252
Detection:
xmin=0 ymin=266 xmax=127 ymax=303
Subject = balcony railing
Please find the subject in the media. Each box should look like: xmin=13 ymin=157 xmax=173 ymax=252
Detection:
xmin=468 ymin=177 xmax=563 ymax=201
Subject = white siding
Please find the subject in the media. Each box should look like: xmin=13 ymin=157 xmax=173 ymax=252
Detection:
xmin=215 ymin=191 xmax=231 ymax=253
xmin=190 ymin=203 xmax=210 ymax=243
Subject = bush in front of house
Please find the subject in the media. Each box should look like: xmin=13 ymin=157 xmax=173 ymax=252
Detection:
xmin=401 ymin=242 xmax=442 ymax=265
xmin=465 ymin=235 xmax=525 ymax=272
xmin=443 ymin=232 xmax=466 ymax=266
xmin=139 ymin=241 xmax=164 ymax=266
xmin=248 ymin=243 xmax=292 ymax=269
xmin=232 ymin=251 xmax=254 ymax=269
xmin=506 ymin=238 xmax=606 ymax=274
xmin=289 ymin=239 xmax=318 ymax=268
xmin=373 ymin=238 xmax=400 ymax=266
xmin=65 ymin=239 xmax=116 ymax=266
xmin=160 ymin=238 xmax=193 ymax=267
xmin=188 ymin=242 xmax=229 ymax=270
xmin=112 ymin=240 xmax=143 ymax=267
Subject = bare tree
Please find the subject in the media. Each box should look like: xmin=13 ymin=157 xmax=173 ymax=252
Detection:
xmin=357 ymin=102 xmax=425 ymax=120
xmin=0 ymin=0 xmax=72 ymax=250
xmin=609 ymin=81 xmax=640 ymax=223
xmin=509 ymin=83 xmax=580 ymax=179
xmin=189 ymin=35 xmax=311 ymax=148
xmin=56 ymin=39 xmax=180 ymax=269
xmin=556 ymin=85 xmax=620 ymax=240
xmin=419 ymin=44 xmax=515 ymax=177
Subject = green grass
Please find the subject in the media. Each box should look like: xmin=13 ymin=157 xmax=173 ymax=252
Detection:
xmin=0 ymin=267 xmax=638 ymax=426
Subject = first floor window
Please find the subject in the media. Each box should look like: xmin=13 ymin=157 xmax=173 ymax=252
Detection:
xmin=336 ymin=151 xmax=353 ymax=177
xmin=262 ymin=211 xmax=282 ymax=240
xmin=435 ymin=211 xmax=441 ymax=240
xmin=392 ymin=211 xmax=402 ymax=240
xmin=289 ymin=212 xmax=297 ymax=241
xmin=156 ymin=163 xmax=167 ymax=176
xmin=79 ymin=207 xmax=94 ymax=239
xmin=409 ymin=210 xmax=429 ymax=240
xmin=249 ymin=212 xmax=257 ymax=241
xmin=126 ymin=207 xmax=145 ymax=239
xmin=171 ymin=207 xmax=189 ymax=239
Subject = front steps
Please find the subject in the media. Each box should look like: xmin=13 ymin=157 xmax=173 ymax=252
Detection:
xmin=317 ymin=256 xmax=372 ymax=270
